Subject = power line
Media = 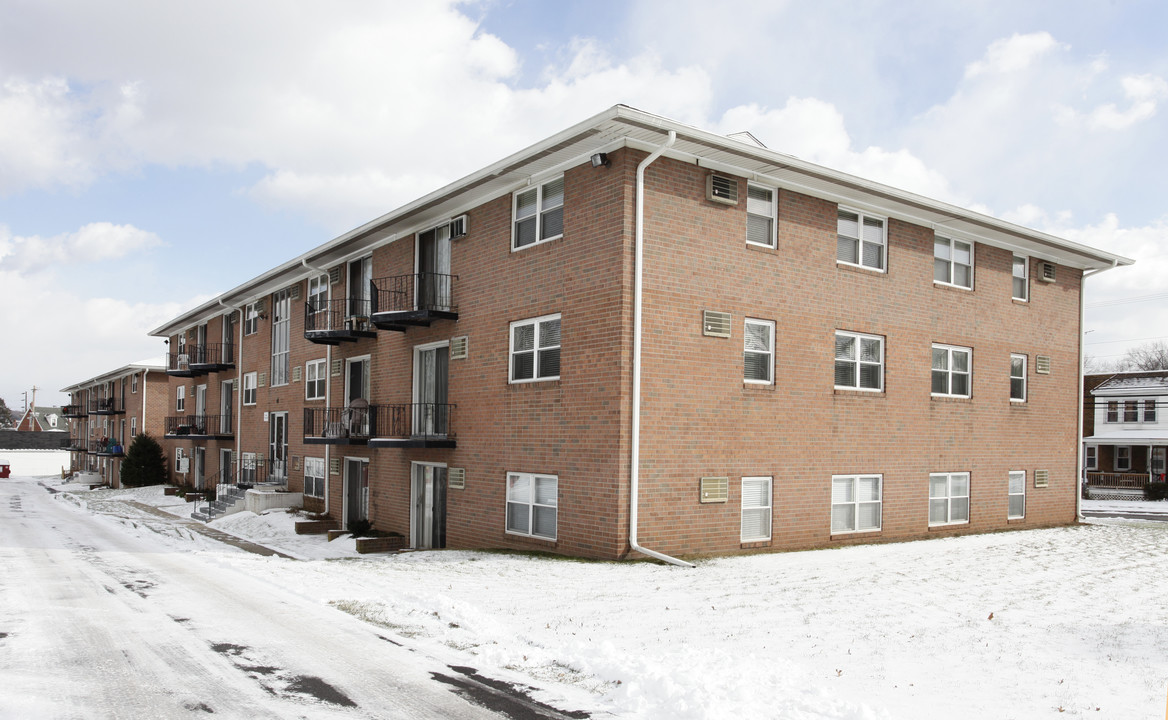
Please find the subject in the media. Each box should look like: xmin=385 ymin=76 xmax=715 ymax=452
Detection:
xmin=1086 ymin=291 xmax=1168 ymax=308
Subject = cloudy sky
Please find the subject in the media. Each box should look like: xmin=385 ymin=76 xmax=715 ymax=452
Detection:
xmin=1 ymin=0 xmax=1165 ymax=409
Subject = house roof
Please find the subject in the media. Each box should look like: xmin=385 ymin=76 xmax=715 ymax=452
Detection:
xmin=1089 ymin=371 xmax=1168 ymax=396
xmin=15 ymin=406 xmax=66 ymax=432
xmin=1085 ymin=430 xmax=1168 ymax=443
xmin=60 ymin=358 xmax=167 ymax=393
xmin=148 ymin=104 xmax=1135 ymax=337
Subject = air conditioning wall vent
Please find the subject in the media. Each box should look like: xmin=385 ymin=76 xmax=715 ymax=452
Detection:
xmin=1036 ymin=355 xmax=1051 ymax=375
xmin=1034 ymin=469 xmax=1050 ymax=488
xmin=450 ymin=215 xmax=468 ymax=240
xmin=703 ymin=310 xmax=732 ymax=338
xmin=448 ymin=467 xmax=466 ymax=489
xmin=700 ymin=476 xmax=729 ymax=503
xmin=707 ymin=174 xmax=739 ymax=205
xmin=1039 ymin=262 xmax=1056 ymax=283
xmin=450 ymin=336 xmax=469 ymax=359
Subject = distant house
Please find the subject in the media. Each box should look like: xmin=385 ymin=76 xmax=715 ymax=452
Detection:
xmin=1083 ymin=371 xmax=1168 ymax=498
xmin=14 ymin=406 xmax=66 ymax=433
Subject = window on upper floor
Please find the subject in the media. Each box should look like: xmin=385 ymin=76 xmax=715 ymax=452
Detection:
xmin=934 ymin=237 xmax=973 ymax=289
xmin=307 ymin=274 xmax=329 ymax=313
xmin=131 ymin=374 xmax=138 ymax=394
xmin=1124 ymin=400 xmax=1139 ymax=423
xmin=243 ymin=372 xmax=257 ymax=406
xmin=1008 ymin=470 xmax=1026 ymax=519
xmin=835 ymin=331 xmax=883 ymax=392
xmin=176 ymin=386 xmax=185 ymax=412
xmin=932 ymin=344 xmax=971 ymax=398
xmin=832 ymin=474 xmax=882 ymax=533
xmin=510 ymin=314 xmax=561 ymax=383
xmin=746 ymin=184 xmax=776 ymax=248
xmin=1145 ymin=399 xmax=1158 ymax=423
xmin=929 ymin=472 xmax=970 ymax=526
xmin=1010 ymin=354 xmax=1027 ymax=402
xmin=513 ymin=177 xmax=564 ymax=250
xmin=305 ymin=359 xmax=327 ymax=401
xmin=130 ymin=417 xmax=137 ymax=438
xmin=837 ymin=208 xmax=885 ymax=271
xmin=506 ymin=472 xmax=557 ymax=540
xmin=741 ymin=476 xmax=772 ymax=542
xmin=1012 ymin=256 xmax=1029 ymax=301
xmin=744 ymin=318 xmax=774 ymax=384
xmin=271 ymin=289 xmax=291 ymax=386
xmin=1106 ymin=400 xmax=1119 ymax=423
xmin=244 ymin=302 xmax=260 ymax=336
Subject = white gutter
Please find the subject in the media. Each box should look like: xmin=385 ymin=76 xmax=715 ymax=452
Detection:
xmin=302 ymin=259 xmax=332 ymax=515
xmin=1078 ymin=260 xmax=1120 ymax=520
xmin=630 ymin=130 xmax=693 ymax=569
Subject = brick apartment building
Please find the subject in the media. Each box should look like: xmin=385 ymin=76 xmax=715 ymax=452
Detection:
xmin=146 ymin=105 xmax=1131 ymax=561
xmin=62 ymin=359 xmax=168 ymax=488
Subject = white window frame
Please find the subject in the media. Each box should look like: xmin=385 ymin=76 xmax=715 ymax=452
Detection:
xmin=933 ymin=236 xmax=974 ymax=289
xmin=130 ymin=417 xmax=137 ymax=438
xmin=831 ymin=474 xmax=883 ymax=534
xmin=1145 ymin=399 xmax=1158 ymax=423
xmin=131 ymin=374 xmax=138 ymax=394
xmin=1123 ymin=400 xmax=1139 ymax=423
xmin=1085 ymin=445 xmax=1098 ymax=470
xmin=1012 ymin=255 xmax=1029 ymax=302
xmin=505 ymin=472 xmax=558 ymax=540
xmin=834 ymin=331 xmax=884 ymax=392
xmin=836 ymin=207 xmax=886 ymax=272
xmin=929 ymin=472 xmax=970 ymax=526
xmin=1116 ymin=446 xmax=1132 ymax=472
xmin=305 ymin=359 xmax=327 ymax=401
xmin=932 ymin=344 xmax=972 ymax=398
xmin=307 ymin=274 xmax=329 ymax=313
xmin=243 ymin=372 xmax=257 ymax=406
xmin=1106 ymin=400 xmax=1119 ymax=423
xmin=175 ymin=447 xmax=185 ymax=470
xmin=744 ymin=318 xmax=775 ymax=384
xmin=1010 ymin=354 xmax=1027 ymax=403
xmin=176 ymin=385 xmax=186 ymax=412
xmin=303 ymin=456 xmax=325 ymax=498
xmin=270 ymin=289 xmax=291 ymax=387
xmin=512 ymin=176 xmax=565 ymax=251
xmin=746 ymin=183 xmax=777 ymax=248
xmin=509 ymin=313 xmax=561 ymax=383
xmin=244 ymin=302 xmax=260 ymax=336
xmin=1008 ymin=470 xmax=1026 ymax=519
xmin=740 ymin=476 xmax=772 ymax=542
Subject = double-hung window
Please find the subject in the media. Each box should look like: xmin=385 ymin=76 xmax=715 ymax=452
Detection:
xmin=1008 ymin=471 xmax=1026 ymax=519
xmin=740 ymin=476 xmax=772 ymax=542
xmin=243 ymin=372 xmax=257 ymax=406
xmin=305 ymin=359 xmax=327 ymax=401
xmin=932 ymin=344 xmax=971 ymax=398
xmin=131 ymin=374 xmax=138 ymax=393
xmin=130 ymin=417 xmax=137 ymax=437
xmin=244 ymin=302 xmax=260 ymax=336
xmin=510 ymin=314 xmax=561 ymax=382
xmin=837 ymin=208 xmax=885 ymax=271
xmin=176 ymin=385 xmax=186 ymax=412
xmin=1012 ymin=256 xmax=1029 ymax=301
xmin=307 ymin=274 xmax=329 ymax=313
xmin=1085 ymin=445 xmax=1098 ymax=470
xmin=929 ymin=472 xmax=970 ymax=526
xmin=1145 ymin=399 xmax=1158 ymax=422
xmin=1116 ymin=446 xmax=1132 ymax=471
xmin=831 ymin=475 xmax=882 ymax=533
xmin=1106 ymin=400 xmax=1119 ymax=423
xmin=744 ymin=319 xmax=774 ymax=384
xmin=1010 ymin=354 xmax=1027 ymax=402
xmin=746 ymin=184 xmax=776 ymax=248
xmin=934 ymin=237 xmax=973 ymax=289
xmin=513 ymin=177 xmax=564 ymax=250
xmin=271 ymin=289 xmax=291 ymax=386
xmin=834 ymin=331 xmax=883 ymax=391
xmin=506 ymin=472 xmax=557 ymax=539
xmin=303 ymin=457 xmax=325 ymax=498
xmin=1123 ymin=400 xmax=1139 ymax=423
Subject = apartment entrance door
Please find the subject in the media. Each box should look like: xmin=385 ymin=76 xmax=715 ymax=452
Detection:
xmin=344 ymin=458 xmax=369 ymax=529
xmin=194 ymin=447 xmax=205 ymax=490
xmin=269 ymin=412 xmax=288 ymax=482
xmin=413 ymin=344 xmax=449 ymax=438
xmin=411 ymin=463 xmax=447 ymax=549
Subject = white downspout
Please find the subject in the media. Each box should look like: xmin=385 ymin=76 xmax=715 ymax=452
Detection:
xmin=630 ymin=130 xmax=693 ymax=568
xmin=140 ymin=369 xmax=149 ymax=433
xmin=218 ymin=299 xmax=244 ymax=488
xmin=1078 ymin=260 xmax=1119 ymax=520
xmin=302 ymin=259 xmax=333 ymax=515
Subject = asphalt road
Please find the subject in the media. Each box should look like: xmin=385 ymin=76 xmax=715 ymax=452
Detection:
xmin=0 ymin=476 xmax=563 ymax=719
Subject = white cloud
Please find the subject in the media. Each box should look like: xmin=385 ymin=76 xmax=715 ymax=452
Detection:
xmin=1085 ymin=74 xmax=1168 ymax=130
xmin=0 ymin=222 xmax=161 ymax=274
xmin=964 ymin=32 xmax=1063 ymax=78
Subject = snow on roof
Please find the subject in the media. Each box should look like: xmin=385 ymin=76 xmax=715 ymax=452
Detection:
xmin=1092 ymin=372 xmax=1168 ymax=394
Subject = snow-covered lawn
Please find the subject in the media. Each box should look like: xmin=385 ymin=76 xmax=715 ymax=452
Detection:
xmin=47 ymin=480 xmax=1168 ymax=718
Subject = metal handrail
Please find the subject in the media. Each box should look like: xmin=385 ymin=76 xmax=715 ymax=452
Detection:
xmin=304 ymin=298 xmax=373 ymax=333
xmin=165 ymin=414 xmax=233 ymax=436
xmin=371 ymin=272 xmax=458 ymax=314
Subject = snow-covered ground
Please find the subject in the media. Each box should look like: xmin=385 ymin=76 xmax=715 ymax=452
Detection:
xmin=13 ymin=475 xmax=1168 ymax=719
xmin=0 ymin=449 xmax=69 ymax=477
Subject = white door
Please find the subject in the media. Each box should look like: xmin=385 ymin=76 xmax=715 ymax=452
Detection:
xmin=269 ymin=412 xmax=288 ymax=481
xmin=195 ymin=384 xmax=207 ymax=432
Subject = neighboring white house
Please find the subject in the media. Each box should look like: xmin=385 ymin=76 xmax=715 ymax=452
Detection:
xmin=1084 ymin=371 xmax=1168 ymax=495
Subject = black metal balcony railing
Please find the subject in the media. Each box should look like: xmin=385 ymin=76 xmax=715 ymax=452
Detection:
xmin=303 ymin=298 xmax=376 ymax=345
xmin=164 ymin=414 xmax=234 ymax=438
xmin=63 ymin=404 xmax=88 ymax=418
xmin=67 ymin=436 xmax=89 ymax=452
xmin=374 ymin=403 xmax=453 ymax=440
xmin=90 ymin=439 xmax=126 ymax=457
xmin=370 ymin=273 xmax=459 ymax=331
xmin=167 ymin=343 xmax=235 ymax=376
xmin=303 ymin=405 xmax=374 ymax=443
xmin=88 ymin=397 xmax=124 ymax=415
xmin=303 ymin=402 xmax=455 ymax=447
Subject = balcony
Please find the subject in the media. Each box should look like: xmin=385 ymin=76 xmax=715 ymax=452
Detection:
xmin=63 ymin=404 xmax=88 ymax=418
xmin=371 ymin=273 xmax=459 ymax=332
xmin=88 ymin=397 xmax=124 ymax=415
xmin=368 ymin=403 xmax=456 ymax=449
xmin=90 ymin=439 xmax=126 ymax=457
xmin=167 ymin=344 xmax=235 ymax=377
xmin=164 ymin=414 xmax=235 ymax=439
xmin=67 ymin=436 xmax=89 ymax=452
xmin=303 ymin=405 xmax=373 ymax=445
xmin=304 ymin=298 xmax=377 ymax=345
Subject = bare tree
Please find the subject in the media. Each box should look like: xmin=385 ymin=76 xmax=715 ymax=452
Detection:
xmin=1083 ymin=354 xmax=1113 ymax=375
xmin=1117 ymin=341 xmax=1168 ymax=371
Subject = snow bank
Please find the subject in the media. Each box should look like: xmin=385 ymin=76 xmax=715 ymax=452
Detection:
xmin=2 ymin=450 xmax=69 ymax=477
